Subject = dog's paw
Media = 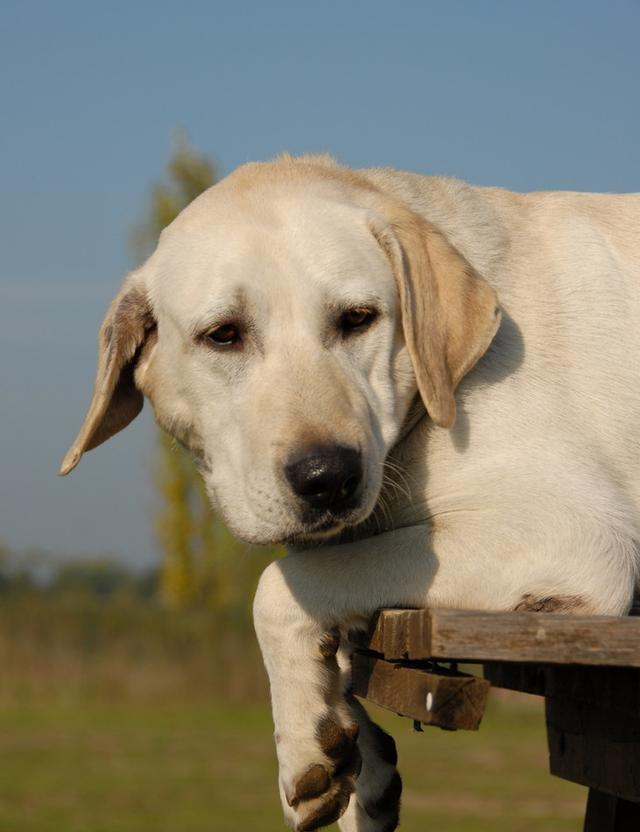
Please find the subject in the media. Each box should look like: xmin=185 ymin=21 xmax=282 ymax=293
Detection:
xmin=279 ymin=714 xmax=362 ymax=830
xmin=287 ymin=774 xmax=353 ymax=831
xmin=356 ymin=770 xmax=402 ymax=832
xmin=337 ymin=721 xmax=401 ymax=832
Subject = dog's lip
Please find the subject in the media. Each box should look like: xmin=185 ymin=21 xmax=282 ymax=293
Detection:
xmin=310 ymin=516 xmax=338 ymax=531
xmin=292 ymin=517 xmax=342 ymax=540
xmin=304 ymin=516 xmax=346 ymax=537
xmin=288 ymin=502 xmax=369 ymax=543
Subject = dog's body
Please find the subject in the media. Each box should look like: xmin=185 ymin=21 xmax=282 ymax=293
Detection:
xmin=62 ymin=156 xmax=640 ymax=831
xmin=365 ymin=168 xmax=640 ymax=615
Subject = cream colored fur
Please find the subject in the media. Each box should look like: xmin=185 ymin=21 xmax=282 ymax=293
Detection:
xmin=61 ymin=155 xmax=640 ymax=831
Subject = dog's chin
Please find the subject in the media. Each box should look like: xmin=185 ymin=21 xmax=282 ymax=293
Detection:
xmin=292 ymin=520 xmax=347 ymax=544
xmin=282 ymin=501 xmax=378 ymax=547
xmin=220 ymin=487 xmax=381 ymax=548
xmin=223 ymin=521 xmax=346 ymax=549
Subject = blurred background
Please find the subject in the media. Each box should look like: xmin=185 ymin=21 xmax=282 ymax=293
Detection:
xmin=1 ymin=1 xmax=639 ymax=829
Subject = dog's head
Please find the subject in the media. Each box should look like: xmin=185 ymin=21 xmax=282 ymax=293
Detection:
xmin=60 ymin=156 xmax=500 ymax=544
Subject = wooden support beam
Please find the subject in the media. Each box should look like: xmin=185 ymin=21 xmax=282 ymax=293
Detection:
xmin=583 ymin=789 xmax=640 ymax=831
xmin=546 ymin=695 xmax=640 ymax=802
xmin=484 ymin=663 xmax=640 ymax=717
xmin=365 ymin=609 xmax=640 ymax=667
xmin=351 ymin=652 xmax=490 ymax=730
xmin=352 ymin=604 xmax=640 ymax=830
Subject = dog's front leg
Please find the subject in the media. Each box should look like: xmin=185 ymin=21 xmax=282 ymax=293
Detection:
xmin=335 ymin=692 xmax=402 ymax=832
xmin=253 ymin=525 xmax=435 ymax=832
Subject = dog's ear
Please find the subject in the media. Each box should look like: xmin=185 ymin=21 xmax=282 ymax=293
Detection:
xmin=59 ymin=272 xmax=156 ymax=475
xmin=372 ymin=206 xmax=501 ymax=428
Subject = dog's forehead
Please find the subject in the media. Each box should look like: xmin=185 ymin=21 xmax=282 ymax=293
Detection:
xmin=151 ymin=181 xmax=394 ymax=319
xmin=166 ymin=177 xmax=379 ymax=260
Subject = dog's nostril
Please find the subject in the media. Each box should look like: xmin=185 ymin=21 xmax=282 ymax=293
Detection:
xmin=340 ymin=475 xmax=360 ymax=500
xmin=285 ymin=445 xmax=362 ymax=512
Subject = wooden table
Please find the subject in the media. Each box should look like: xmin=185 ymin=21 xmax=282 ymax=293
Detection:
xmin=351 ymin=608 xmax=640 ymax=831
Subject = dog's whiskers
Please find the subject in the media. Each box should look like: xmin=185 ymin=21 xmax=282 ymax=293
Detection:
xmin=382 ymin=470 xmax=412 ymax=504
xmin=374 ymin=489 xmax=394 ymax=533
xmin=383 ymin=459 xmax=414 ymax=501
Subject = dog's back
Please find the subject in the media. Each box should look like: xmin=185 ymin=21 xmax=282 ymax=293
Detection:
xmin=372 ymin=168 xmax=640 ymax=493
xmin=365 ymin=170 xmax=640 ymax=609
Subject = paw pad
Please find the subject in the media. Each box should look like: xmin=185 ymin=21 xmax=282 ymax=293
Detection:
xmin=287 ymin=764 xmax=331 ymax=807
xmin=295 ymin=780 xmax=352 ymax=832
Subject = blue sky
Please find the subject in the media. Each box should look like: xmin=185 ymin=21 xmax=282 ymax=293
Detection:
xmin=2 ymin=0 xmax=639 ymax=567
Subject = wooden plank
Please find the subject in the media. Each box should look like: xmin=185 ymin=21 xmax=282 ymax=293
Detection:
xmin=351 ymin=652 xmax=489 ymax=730
xmin=365 ymin=609 xmax=640 ymax=667
xmin=584 ymin=789 xmax=640 ymax=831
xmin=546 ymin=696 xmax=640 ymax=801
xmin=484 ymin=663 xmax=640 ymax=716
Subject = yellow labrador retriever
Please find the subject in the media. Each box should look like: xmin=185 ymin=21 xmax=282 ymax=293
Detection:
xmin=61 ymin=154 xmax=640 ymax=832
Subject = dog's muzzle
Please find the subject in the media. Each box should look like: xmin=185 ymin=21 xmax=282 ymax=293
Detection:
xmin=284 ymin=444 xmax=363 ymax=519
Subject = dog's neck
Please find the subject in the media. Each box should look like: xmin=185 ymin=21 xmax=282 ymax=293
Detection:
xmin=395 ymin=394 xmax=427 ymax=448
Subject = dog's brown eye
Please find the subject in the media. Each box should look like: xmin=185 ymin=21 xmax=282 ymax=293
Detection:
xmin=340 ymin=307 xmax=377 ymax=333
xmin=207 ymin=323 xmax=241 ymax=346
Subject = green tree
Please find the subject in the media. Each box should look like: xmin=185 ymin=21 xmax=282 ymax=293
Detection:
xmin=133 ymin=137 xmax=277 ymax=610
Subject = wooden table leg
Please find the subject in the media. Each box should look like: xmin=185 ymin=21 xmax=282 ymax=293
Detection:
xmin=584 ymin=789 xmax=640 ymax=831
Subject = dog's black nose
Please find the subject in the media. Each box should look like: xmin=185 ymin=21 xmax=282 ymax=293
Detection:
xmin=285 ymin=445 xmax=363 ymax=513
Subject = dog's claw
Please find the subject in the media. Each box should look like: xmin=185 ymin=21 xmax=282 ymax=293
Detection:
xmin=294 ymin=777 xmax=353 ymax=831
xmin=283 ymin=712 xmax=361 ymax=830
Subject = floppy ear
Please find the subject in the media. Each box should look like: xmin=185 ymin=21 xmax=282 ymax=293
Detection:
xmin=372 ymin=206 xmax=501 ymax=428
xmin=59 ymin=273 xmax=156 ymax=475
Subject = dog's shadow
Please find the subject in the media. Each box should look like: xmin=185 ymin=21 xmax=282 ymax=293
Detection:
xmin=449 ymin=310 xmax=525 ymax=453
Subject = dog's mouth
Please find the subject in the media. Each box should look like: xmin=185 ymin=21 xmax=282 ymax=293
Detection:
xmin=284 ymin=500 xmax=374 ymax=545
xmin=295 ymin=516 xmax=348 ymax=542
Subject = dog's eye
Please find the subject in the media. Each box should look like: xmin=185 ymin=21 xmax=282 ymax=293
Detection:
xmin=340 ymin=307 xmax=377 ymax=333
xmin=207 ymin=323 xmax=241 ymax=347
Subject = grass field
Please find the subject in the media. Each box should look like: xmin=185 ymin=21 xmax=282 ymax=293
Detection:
xmin=0 ymin=696 xmax=585 ymax=831
xmin=0 ymin=596 xmax=585 ymax=831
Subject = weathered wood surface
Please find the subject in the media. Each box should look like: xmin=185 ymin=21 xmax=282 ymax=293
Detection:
xmin=484 ymin=663 xmax=640 ymax=716
xmin=365 ymin=609 xmax=640 ymax=667
xmin=351 ymin=652 xmax=489 ymax=730
xmin=353 ymin=605 xmax=640 ymax=828
xmin=583 ymin=789 xmax=640 ymax=831
xmin=546 ymin=696 xmax=640 ymax=802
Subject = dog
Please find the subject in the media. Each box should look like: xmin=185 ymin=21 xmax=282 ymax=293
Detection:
xmin=61 ymin=154 xmax=640 ymax=831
